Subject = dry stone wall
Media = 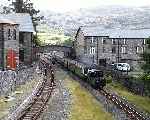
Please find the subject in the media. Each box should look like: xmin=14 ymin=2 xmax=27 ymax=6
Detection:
xmin=0 ymin=64 xmax=36 ymax=96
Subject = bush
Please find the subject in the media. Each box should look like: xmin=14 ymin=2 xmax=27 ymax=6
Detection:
xmin=105 ymin=75 xmax=112 ymax=84
xmin=138 ymin=73 xmax=150 ymax=96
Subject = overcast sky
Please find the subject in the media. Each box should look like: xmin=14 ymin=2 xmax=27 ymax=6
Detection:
xmin=2 ymin=0 xmax=150 ymax=12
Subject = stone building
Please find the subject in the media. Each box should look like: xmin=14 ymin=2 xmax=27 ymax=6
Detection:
xmin=0 ymin=13 xmax=35 ymax=65
xmin=0 ymin=19 xmax=19 ymax=70
xmin=74 ymin=26 xmax=150 ymax=70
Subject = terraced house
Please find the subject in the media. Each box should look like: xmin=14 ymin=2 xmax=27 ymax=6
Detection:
xmin=74 ymin=26 xmax=150 ymax=70
xmin=0 ymin=19 xmax=19 ymax=70
xmin=0 ymin=13 xmax=35 ymax=69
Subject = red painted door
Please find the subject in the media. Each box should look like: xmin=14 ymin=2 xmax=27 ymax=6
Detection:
xmin=6 ymin=49 xmax=17 ymax=70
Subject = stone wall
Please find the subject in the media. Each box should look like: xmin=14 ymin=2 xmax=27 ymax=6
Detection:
xmin=0 ymin=23 xmax=19 ymax=70
xmin=23 ymin=32 xmax=32 ymax=64
xmin=74 ymin=30 xmax=85 ymax=61
xmin=0 ymin=64 xmax=36 ymax=96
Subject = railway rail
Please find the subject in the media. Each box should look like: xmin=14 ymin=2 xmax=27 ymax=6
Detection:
xmin=54 ymin=55 xmax=150 ymax=120
xmin=7 ymin=57 xmax=55 ymax=120
xmin=100 ymin=90 xmax=148 ymax=120
xmin=58 ymin=65 xmax=148 ymax=120
xmin=17 ymin=77 xmax=54 ymax=120
xmin=18 ymin=58 xmax=55 ymax=120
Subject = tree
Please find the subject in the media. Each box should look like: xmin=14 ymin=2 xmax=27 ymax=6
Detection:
xmin=63 ymin=38 xmax=73 ymax=46
xmin=140 ymin=38 xmax=150 ymax=96
xmin=141 ymin=38 xmax=150 ymax=73
xmin=6 ymin=0 xmax=43 ymax=31
xmin=2 ymin=6 xmax=12 ymax=14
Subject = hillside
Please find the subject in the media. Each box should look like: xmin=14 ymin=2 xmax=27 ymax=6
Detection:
xmin=38 ymin=5 xmax=150 ymax=36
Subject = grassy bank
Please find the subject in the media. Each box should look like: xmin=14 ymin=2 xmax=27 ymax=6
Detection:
xmin=56 ymin=69 xmax=114 ymax=120
xmin=107 ymin=82 xmax=150 ymax=113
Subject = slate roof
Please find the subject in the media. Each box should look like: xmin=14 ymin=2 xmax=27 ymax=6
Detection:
xmin=80 ymin=26 xmax=150 ymax=38
xmin=0 ymin=13 xmax=34 ymax=32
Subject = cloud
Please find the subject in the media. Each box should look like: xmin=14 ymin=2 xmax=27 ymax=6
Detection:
xmin=3 ymin=0 xmax=150 ymax=12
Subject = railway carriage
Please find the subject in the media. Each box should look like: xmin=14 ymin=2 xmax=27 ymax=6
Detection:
xmin=54 ymin=55 xmax=106 ymax=90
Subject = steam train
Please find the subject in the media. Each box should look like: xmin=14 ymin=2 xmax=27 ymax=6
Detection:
xmin=54 ymin=55 xmax=106 ymax=90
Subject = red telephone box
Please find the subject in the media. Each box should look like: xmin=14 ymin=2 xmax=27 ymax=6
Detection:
xmin=6 ymin=49 xmax=17 ymax=70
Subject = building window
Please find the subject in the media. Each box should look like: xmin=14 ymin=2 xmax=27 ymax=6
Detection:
xmin=8 ymin=29 xmax=11 ymax=40
xmin=142 ymin=47 xmax=144 ymax=53
xmin=84 ymin=46 xmax=87 ymax=54
xmin=112 ymin=47 xmax=116 ymax=53
xmin=90 ymin=47 xmax=95 ymax=54
xmin=91 ymin=37 xmax=94 ymax=43
xmin=102 ymin=46 xmax=106 ymax=53
xmin=136 ymin=46 xmax=144 ymax=53
xmin=112 ymin=39 xmax=116 ymax=45
xmin=19 ymin=49 xmax=24 ymax=62
xmin=136 ymin=47 xmax=139 ymax=53
xmin=123 ymin=39 xmax=126 ymax=44
xmin=143 ymin=39 xmax=146 ymax=45
xmin=102 ymin=38 xmax=106 ymax=44
xmin=121 ymin=47 xmax=126 ymax=54
xmin=13 ymin=29 xmax=16 ymax=40
xmin=19 ymin=32 xmax=24 ymax=44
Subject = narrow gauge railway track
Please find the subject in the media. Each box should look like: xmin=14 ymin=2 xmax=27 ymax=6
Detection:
xmin=17 ymin=78 xmax=54 ymax=120
xmin=58 ymin=63 xmax=149 ymax=120
xmin=54 ymin=56 xmax=149 ymax=120
xmin=15 ymin=57 xmax=55 ymax=120
xmin=100 ymin=90 xmax=148 ymax=120
xmin=62 ymin=67 xmax=148 ymax=120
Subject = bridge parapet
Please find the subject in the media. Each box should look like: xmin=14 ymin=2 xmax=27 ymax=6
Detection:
xmin=39 ymin=45 xmax=74 ymax=58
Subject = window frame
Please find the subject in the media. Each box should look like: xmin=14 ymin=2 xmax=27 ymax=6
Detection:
xmin=112 ymin=46 xmax=116 ymax=53
xmin=121 ymin=46 xmax=126 ymax=54
xmin=123 ymin=38 xmax=127 ymax=45
xmin=91 ymin=37 xmax=94 ymax=43
xmin=8 ymin=29 xmax=11 ymax=40
xmin=112 ymin=39 xmax=116 ymax=45
xmin=143 ymin=39 xmax=146 ymax=45
xmin=102 ymin=37 xmax=106 ymax=44
xmin=90 ymin=47 xmax=96 ymax=54
xmin=13 ymin=29 xmax=17 ymax=40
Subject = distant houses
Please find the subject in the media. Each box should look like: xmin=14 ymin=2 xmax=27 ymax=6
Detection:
xmin=0 ymin=13 xmax=35 ymax=70
xmin=74 ymin=26 xmax=150 ymax=70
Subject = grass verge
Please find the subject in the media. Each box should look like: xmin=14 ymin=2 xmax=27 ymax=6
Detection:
xmin=107 ymin=82 xmax=150 ymax=114
xmin=56 ymin=69 xmax=114 ymax=120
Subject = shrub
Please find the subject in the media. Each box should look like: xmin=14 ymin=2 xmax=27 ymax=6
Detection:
xmin=105 ymin=75 xmax=112 ymax=84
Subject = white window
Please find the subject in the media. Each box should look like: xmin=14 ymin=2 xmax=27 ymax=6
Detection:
xmin=102 ymin=38 xmax=106 ymax=44
xmin=121 ymin=47 xmax=126 ymax=54
xmin=136 ymin=47 xmax=139 ymax=53
xmin=142 ymin=47 xmax=144 ymax=53
xmin=112 ymin=39 xmax=114 ymax=44
xmin=91 ymin=37 xmax=94 ymax=43
xmin=112 ymin=39 xmax=116 ymax=44
xmin=136 ymin=46 xmax=144 ymax=53
xmin=90 ymin=47 xmax=95 ymax=54
xmin=123 ymin=39 xmax=126 ymax=44
xmin=143 ymin=39 xmax=146 ymax=45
